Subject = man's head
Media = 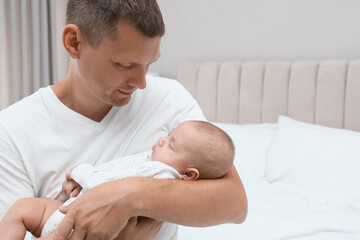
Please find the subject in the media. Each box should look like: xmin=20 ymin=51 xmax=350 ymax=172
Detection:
xmin=66 ymin=0 xmax=165 ymax=48
xmin=151 ymin=121 xmax=235 ymax=180
xmin=62 ymin=0 xmax=164 ymax=109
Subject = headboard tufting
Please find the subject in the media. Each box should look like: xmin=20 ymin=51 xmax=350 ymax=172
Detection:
xmin=177 ymin=60 xmax=360 ymax=131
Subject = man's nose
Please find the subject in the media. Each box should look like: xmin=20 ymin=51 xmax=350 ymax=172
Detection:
xmin=128 ymin=68 xmax=147 ymax=89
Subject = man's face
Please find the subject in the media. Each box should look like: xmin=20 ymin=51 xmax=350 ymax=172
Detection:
xmin=76 ymin=22 xmax=161 ymax=107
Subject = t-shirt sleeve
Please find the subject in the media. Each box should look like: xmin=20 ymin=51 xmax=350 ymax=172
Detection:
xmin=0 ymin=125 xmax=34 ymax=219
xmin=169 ymin=80 xmax=207 ymax=128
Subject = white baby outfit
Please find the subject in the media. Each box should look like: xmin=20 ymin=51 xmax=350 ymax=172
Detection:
xmin=41 ymin=150 xmax=181 ymax=238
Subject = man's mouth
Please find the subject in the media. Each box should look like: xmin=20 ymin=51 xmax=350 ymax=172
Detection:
xmin=117 ymin=89 xmax=134 ymax=96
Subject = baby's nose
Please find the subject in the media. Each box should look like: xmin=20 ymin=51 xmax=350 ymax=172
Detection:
xmin=159 ymin=138 xmax=165 ymax=146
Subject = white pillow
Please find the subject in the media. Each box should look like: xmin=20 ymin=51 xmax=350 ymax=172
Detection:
xmin=212 ymin=122 xmax=277 ymax=179
xmin=266 ymin=116 xmax=360 ymax=182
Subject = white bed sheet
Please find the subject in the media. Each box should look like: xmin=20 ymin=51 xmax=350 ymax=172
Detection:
xmin=178 ymin=178 xmax=360 ymax=240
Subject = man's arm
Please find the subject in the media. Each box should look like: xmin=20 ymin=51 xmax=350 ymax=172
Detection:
xmin=53 ymin=165 xmax=247 ymax=239
xmin=134 ymin=165 xmax=247 ymax=226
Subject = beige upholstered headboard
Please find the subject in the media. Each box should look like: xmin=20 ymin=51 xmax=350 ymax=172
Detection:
xmin=177 ymin=60 xmax=360 ymax=132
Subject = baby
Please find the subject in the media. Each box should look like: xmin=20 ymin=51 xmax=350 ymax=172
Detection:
xmin=0 ymin=120 xmax=235 ymax=239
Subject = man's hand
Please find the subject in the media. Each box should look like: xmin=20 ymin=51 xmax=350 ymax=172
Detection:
xmin=114 ymin=217 xmax=163 ymax=240
xmin=38 ymin=233 xmax=56 ymax=239
xmin=52 ymin=179 xmax=140 ymax=240
xmin=62 ymin=165 xmax=82 ymax=197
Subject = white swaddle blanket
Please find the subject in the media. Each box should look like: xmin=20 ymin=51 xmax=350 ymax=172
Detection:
xmin=41 ymin=150 xmax=181 ymax=239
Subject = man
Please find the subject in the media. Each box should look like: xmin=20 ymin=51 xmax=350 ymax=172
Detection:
xmin=0 ymin=0 xmax=247 ymax=239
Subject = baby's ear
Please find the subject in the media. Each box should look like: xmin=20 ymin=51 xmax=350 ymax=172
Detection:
xmin=181 ymin=168 xmax=200 ymax=181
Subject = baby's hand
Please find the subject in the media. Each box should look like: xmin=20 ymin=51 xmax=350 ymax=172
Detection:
xmin=62 ymin=165 xmax=82 ymax=197
xmin=62 ymin=178 xmax=82 ymax=198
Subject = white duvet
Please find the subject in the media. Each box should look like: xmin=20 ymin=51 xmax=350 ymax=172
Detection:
xmin=179 ymin=177 xmax=360 ymax=240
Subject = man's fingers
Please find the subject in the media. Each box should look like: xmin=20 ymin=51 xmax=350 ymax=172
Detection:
xmin=136 ymin=217 xmax=163 ymax=228
xmin=52 ymin=213 xmax=76 ymax=240
xmin=136 ymin=217 xmax=164 ymax=240
xmin=127 ymin=217 xmax=137 ymax=225
xmin=153 ymin=221 xmax=163 ymax=237
xmin=59 ymin=198 xmax=76 ymax=214
xmin=69 ymin=226 xmax=87 ymax=240
xmin=59 ymin=205 xmax=69 ymax=214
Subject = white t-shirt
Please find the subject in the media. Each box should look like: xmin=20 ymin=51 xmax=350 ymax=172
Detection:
xmin=0 ymin=76 xmax=206 ymax=237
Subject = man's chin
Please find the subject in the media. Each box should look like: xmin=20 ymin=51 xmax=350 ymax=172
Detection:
xmin=110 ymin=96 xmax=131 ymax=107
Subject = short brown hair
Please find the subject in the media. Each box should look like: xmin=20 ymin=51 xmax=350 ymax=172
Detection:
xmin=66 ymin=0 xmax=165 ymax=47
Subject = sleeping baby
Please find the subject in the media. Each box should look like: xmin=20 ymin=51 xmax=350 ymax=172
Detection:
xmin=0 ymin=120 xmax=235 ymax=239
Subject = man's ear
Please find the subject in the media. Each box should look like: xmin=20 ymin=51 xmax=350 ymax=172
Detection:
xmin=181 ymin=168 xmax=200 ymax=181
xmin=62 ymin=24 xmax=83 ymax=59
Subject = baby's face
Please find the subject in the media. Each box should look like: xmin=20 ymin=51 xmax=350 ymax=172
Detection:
xmin=151 ymin=122 xmax=200 ymax=173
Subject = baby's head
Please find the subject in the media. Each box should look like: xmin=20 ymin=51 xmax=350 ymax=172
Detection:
xmin=151 ymin=120 xmax=234 ymax=180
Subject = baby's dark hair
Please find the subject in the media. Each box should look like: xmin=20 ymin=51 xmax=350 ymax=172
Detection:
xmin=66 ymin=0 xmax=165 ymax=48
xmin=189 ymin=121 xmax=235 ymax=179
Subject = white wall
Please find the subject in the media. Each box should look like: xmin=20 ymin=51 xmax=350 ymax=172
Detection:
xmin=150 ymin=0 xmax=360 ymax=79
xmin=54 ymin=0 xmax=69 ymax=83
xmin=0 ymin=0 xmax=10 ymax=109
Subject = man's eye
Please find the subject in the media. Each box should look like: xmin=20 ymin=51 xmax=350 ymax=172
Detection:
xmin=116 ymin=63 xmax=135 ymax=69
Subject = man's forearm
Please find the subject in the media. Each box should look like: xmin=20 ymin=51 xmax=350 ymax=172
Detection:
xmin=52 ymin=166 xmax=247 ymax=239
xmin=126 ymin=165 xmax=248 ymax=227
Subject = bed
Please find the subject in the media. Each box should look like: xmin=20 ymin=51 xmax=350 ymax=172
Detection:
xmin=176 ymin=60 xmax=360 ymax=240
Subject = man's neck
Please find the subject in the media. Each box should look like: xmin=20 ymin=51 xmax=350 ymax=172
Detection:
xmin=51 ymin=76 xmax=112 ymax=123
